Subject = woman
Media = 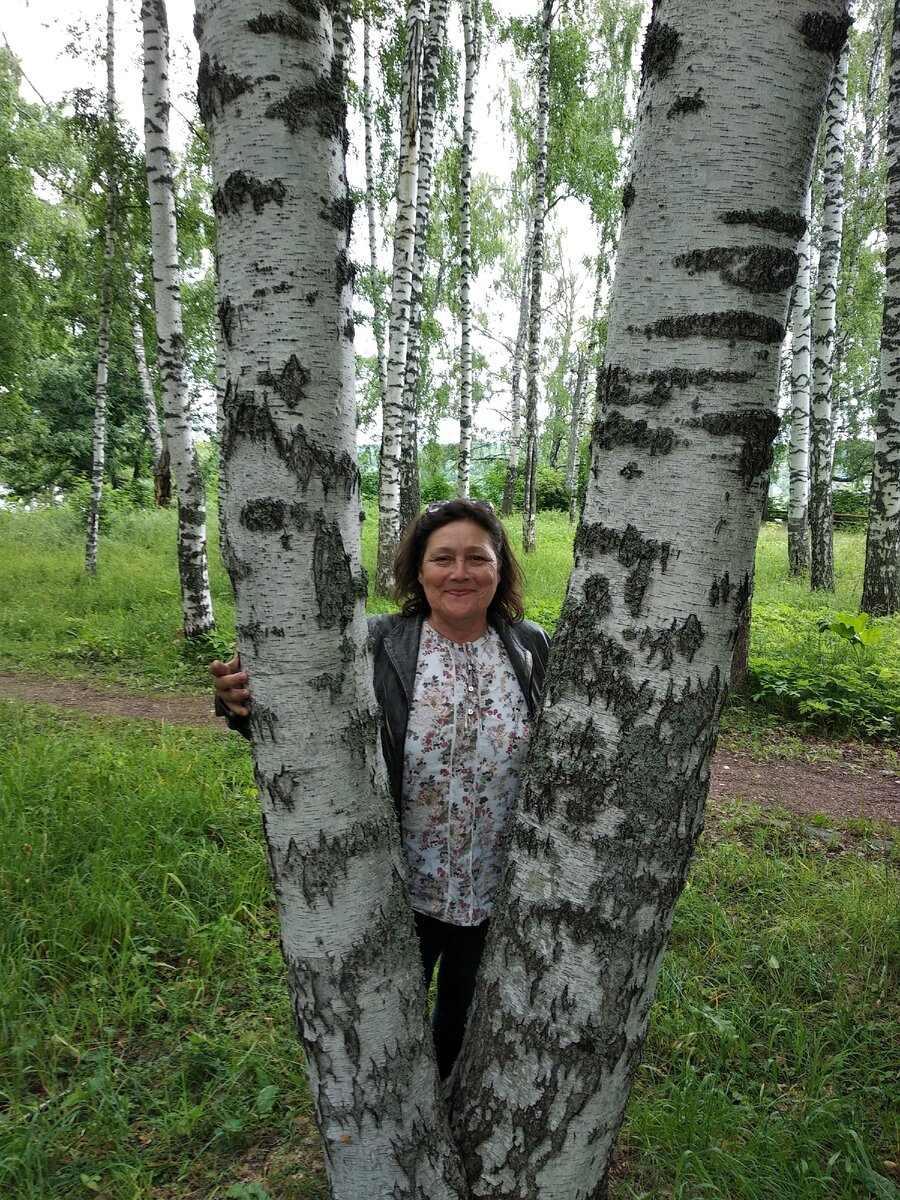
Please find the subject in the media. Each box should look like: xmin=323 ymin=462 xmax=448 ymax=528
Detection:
xmin=211 ymin=498 xmax=550 ymax=1077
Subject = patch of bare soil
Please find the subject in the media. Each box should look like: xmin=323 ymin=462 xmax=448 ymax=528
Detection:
xmin=2 ymin=672 xmax=897 ymax=826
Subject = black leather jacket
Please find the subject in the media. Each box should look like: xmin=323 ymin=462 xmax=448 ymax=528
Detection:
xmin=217 ymin=613 xmax=551 ymax=807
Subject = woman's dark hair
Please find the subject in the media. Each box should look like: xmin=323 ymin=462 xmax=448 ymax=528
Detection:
xmin=392 ymin=499 xmax=525 ymax=623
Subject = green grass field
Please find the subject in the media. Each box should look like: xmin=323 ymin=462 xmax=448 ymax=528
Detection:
xmin=1 ymin=507 xmax=898 ymax=1198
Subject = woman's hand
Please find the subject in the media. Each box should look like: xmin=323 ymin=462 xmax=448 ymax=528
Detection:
xmin=210 ymin=654 xmax=251 ymax=717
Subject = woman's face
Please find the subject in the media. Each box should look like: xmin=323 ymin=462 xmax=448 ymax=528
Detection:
xmin=418 ymin=519 xmax=500 ymax=638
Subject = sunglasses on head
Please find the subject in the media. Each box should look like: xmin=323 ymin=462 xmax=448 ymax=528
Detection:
xmin=424 ymin=498 xmax=495 ymax=514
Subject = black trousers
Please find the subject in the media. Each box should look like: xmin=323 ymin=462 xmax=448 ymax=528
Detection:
xmin=413 ymin=911 xmax=490 ymax=1079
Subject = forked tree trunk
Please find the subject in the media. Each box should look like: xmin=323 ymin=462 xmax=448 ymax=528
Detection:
xmin=196 ymin=1 xmax=466 ymax=1196
xmin=85 ymin=0 xmax=116 ymax=577
xmin=132 ymin=313 xmax=172 ymax=507
xmin=502 ymin=225 xmax=533 ymax=515
xmin=142 ymin=0 xmax=216 ymax=636
xmin=862 ymin=0 xmax=900 ymax=616
xmin=809 ymin=43 xmax=849 ymax=592
xmin=522 ymin=0 xmax=552 ymax=553
xmin=788 ymin=188 xmax=812 ymax=574
xmin=449 ymin=4 xmax=848 ymax=1194
xmin=399 ymin=0 xmax=451 ymax=530
xmin=376 ymin=0 xmax=426 ymax=594
xmin=457 ymin=0 xmax=478 ymax=498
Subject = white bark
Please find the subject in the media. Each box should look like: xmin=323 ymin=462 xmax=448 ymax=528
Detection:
xmin=450 ymin=3 xmax=848 ymax=1194
xmin=809 ymin=44 xmax=849 ymax=592
xmin=142 ymin=0 xmax=215 ymax=636
xmin=196 ymin=2 xmax=466 ymax=1196
xmin=862 ymin=0 xmax=900 ymax=616
xmin=376 ymin=0 xmax=426 ymax=594
xmin=133 ymin=316 xmax=164 ymax=464
xmin=788 ymin=188 xmax=812 ymax=575
xmin=522 ymin=0 xmax=553 ymax=554
xmin=85 ymin=0 xmax=116 ymax=577
xmin=363 ymin=1 xmax=388 ymax=414
xmin=565 ymin=257 xmax=603 ymax=523
xmin=457 ymin=0 xmax=478 ymax=498
xmin=501 ymin=225 xmax=533 ymax=516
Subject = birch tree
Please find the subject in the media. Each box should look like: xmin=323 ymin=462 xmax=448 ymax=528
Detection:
xmin=788 ymin=188 xmax=812 ymax=574
xmin=457 ymin=0 xmax=479 ymax=498
xmin=362 ymin=1 xmax=388 ymax=419
xmin=522 ymin=0 xmax=552 ymax=554
xmin=142 ymin=0 xmax=216 ymax=637
xmin=375 ymin=0 xmax=426 ymax=595
xmin=448 ymin=3 xmax=848 ymax=1194
xmin=131 ymin=312 xmax=171 ymax=507
xmin=862 ymin=0 xmax=900 ymax=616
xmin=195 ymin=1 xmax=466 ymax=1195
xmin=84 ymin=0 xmax=116 ymax=577
xmin=809 ymin=42 xmax=849 ymax=591
xmin=501 ymin=223 xmax=532 ymax=515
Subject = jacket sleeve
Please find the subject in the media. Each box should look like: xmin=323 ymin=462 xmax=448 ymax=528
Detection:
xmin=214 ymin=693 xmax=251 ymax=740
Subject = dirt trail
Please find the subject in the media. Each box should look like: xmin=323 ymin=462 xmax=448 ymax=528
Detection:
xmin=2 ymin=672 xmax=897 ymax=826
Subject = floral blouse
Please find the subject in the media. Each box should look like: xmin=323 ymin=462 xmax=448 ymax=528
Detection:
xmin=400 ymin=621 xmax=531 ymax=926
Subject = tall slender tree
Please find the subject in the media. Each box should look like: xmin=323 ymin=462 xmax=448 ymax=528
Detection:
xmin=84 ymin=0 xmax=117 ymax=577
xmin=449 ymin=2 xmax=849 ymax=1193
xmin=362 ymin=0 xmax=388 ymax=421
xmin=457 ymin=0 xmax=479 ymax=497
xmin=788 ymin=188 xmax=812 ymax=574
xmin=522 ymin=0 xmax=553 ymax=554
xmin=142 ymin=0 xmax=216 ymax=636
xmin=375 ymin=0 xmax=426 ymax=595
xmin=196 ymin=0 xmax=465 ymax=1195
xmin=501 ymin=222 xmax=533 ymax=515
xmin=131 ymin=312 xmax=171 ymax=506
xmin=862 ymin=0 xmax=900 ymax=616
xmin=809 ymin=42 xmax=849 ymax=591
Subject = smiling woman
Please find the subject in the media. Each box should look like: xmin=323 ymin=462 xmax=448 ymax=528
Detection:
xmin=212 ymin=497 xmax=550 ymax=1078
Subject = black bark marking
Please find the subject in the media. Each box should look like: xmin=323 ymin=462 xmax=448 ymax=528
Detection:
xmin=638 ymin=613 xmax=704 ymax=669
xmin=719 ymin=208 xmax=807 ymax=240
xmin=212 ymin=170 xmax=287 ymax=216
xmin=647 ymin=367 xmax=754 ymax=396
xmin=641 ymin=21 xmax=679 ymax=81
xmin=258 ymin=354 xmax=312 ymax=411
xmin=222 ymin=386 xmax=276 ymax=462
xmin=799 ymin=10 xmax=853 ymax=59
xmin=575 ymin=522 xmax=671 ymax=619
xmin=592 ymin=409 xmax=676 ymax=457
xmin=700 ymin=409 xmax=781 ymax=488
xmin=321 ymin=195 xmax=354 ymax=233
xmin=335 ymin=249 xmax=356 ymax=297
xmin=218 ymin=297 xmax=236 ymax=348
xmin=313 ymin=522 xmax=356 ymax=630
xmin=311 ymin=672 xmax=346 ymax=703
xmin=247 ymin=11 xmax=316 ymax=40
xmin=343 ymin=318 xmax=355 ymax=342
xmin=667 ymin=89 xmax=704 ymax=118
xmin=622 ymin=179 xmax=636 ymax=211
xmin=636 ymin=310 xmax=784 ymax=345
xmin=196 ymin=55 xmax=253 ymax=124
xmin=673 ymin=246 xmax=798 ymax=295
xmin=266 ymin=59 xmax=345 ymax=139
xmin=341 ymin=707 xmax=381 ymax=762
xmin=240 ymin=497 xmax=287 ymax=532
xmin=620 ymin=461 xmax=643 ymax=479
xmin=269 ymin=766 xmax=298 ymax=811
xmin=281 ymin=817 xmax=391 ymax=908
xmin=708 ymin=571 xmax=732 ymax=607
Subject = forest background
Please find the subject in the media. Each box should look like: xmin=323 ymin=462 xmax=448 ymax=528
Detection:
xmin=0 ymin=0 xmax=898 ymax=1197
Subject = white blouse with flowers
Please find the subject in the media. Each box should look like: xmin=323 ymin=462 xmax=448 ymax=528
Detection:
xmin=400 ymin=621 xmax=531 ymax=926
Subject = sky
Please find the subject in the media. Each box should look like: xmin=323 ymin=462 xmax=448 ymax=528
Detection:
xmin=2 ymin=0 xmax=605 ymax=444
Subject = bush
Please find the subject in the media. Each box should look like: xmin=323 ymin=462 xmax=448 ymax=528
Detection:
xmin=832 ymin=488 xmax=869 ymax=515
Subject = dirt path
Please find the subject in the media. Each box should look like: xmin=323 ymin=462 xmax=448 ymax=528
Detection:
xmin=2 ymin=672 xmax=897 ymax=826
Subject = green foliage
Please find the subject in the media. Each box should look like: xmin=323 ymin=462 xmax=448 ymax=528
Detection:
xmin=535 ymin=465 xmax=569 ymax=511
xmin=831 ymin=486 xmax=869 ymax=515
xmin=816 ymin=610 xmax=883 ymax=649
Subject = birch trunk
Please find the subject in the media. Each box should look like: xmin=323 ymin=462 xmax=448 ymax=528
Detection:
xmin=522 ymin=0 xmax=552 ymax=554
xmin=132 ymin=314 xmax=172 ymax=507
xmin=501 ymin=225 xmax=533 ymax=516
xmin=363 ymin=1 xmax=388 ymax=415
xmin=85 ymin=0 xmax=116 ymax=577
xmin=450 ymin=3 xmax=848 ymax=1195
xmin=400 ymin=0 xmax=451 ymax=530
xmin=457 ymin=0 xmax=478 ymax=498
xmin=862 ymin=0 xmax=900 ymax=616
xmin=195 ymin=2 xmax=466 ymax=1197
xmin=788 ymin=188 xmax=812 ymax=574
xmin=142 ymin=0 xmax=215 ymax=636
xmin=809 ymin=44 xmax=849 ymax=592
xmin=376 ymin=0 xmax=426 ymax=593
xmin=565 ymin=257 xmax=603 ymax=523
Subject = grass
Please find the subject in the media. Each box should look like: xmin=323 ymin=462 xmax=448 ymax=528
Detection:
xmin=0 ymin=705 xmax=896 ymax=1199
